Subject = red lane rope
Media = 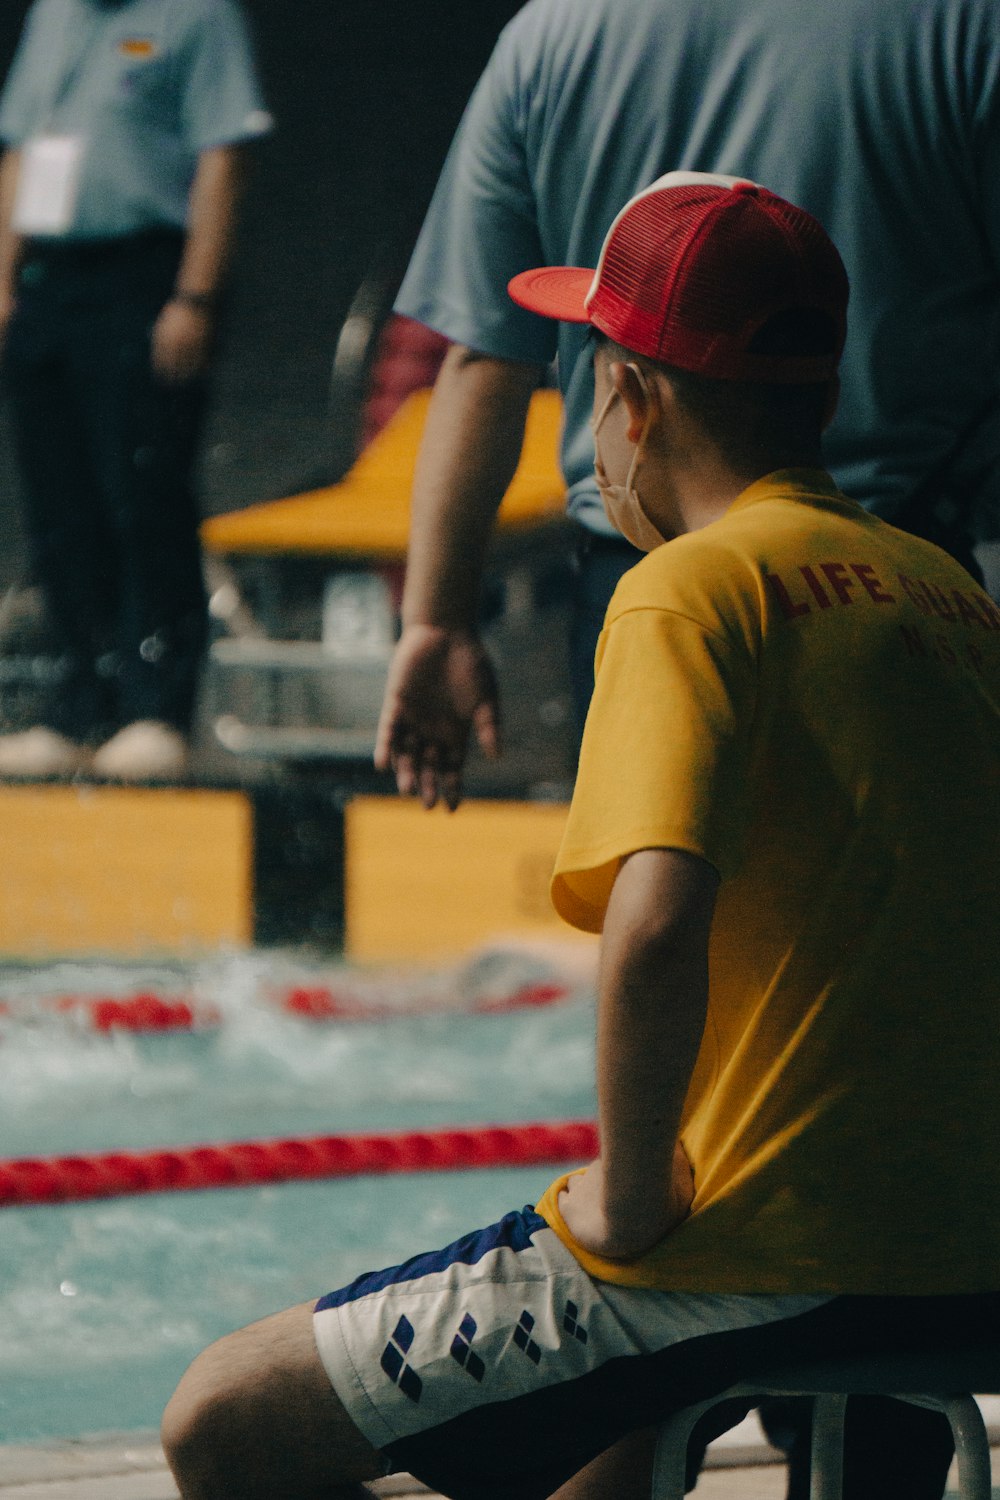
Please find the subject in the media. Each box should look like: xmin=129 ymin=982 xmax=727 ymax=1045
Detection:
xmin=0 ymin=1120 xmax=599 ymax=1208
xmin=281 ymin=980 xmax=569 ymax=1022
xmin=0 ymin=981 xmax=571 ymax=1034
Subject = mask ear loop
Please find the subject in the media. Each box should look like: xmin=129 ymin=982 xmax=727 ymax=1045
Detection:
xmin=591 ymin=385 xmax=618 ymax=445
xmin=623 ymin=364 xmax=660 ymax=521
xmin=593 ymin=365 xmax=666 ymax=544
xmin=591 ymin=381 xmax=620 ymax=491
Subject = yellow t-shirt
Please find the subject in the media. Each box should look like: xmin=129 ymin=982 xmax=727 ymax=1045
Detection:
xmin=537 ymin=470 xmax=1000 ymax=1295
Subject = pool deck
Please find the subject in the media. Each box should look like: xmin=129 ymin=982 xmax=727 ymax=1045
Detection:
xmin=0 ymin=1438 xmax=779 ymax=1499
xmin=3 ymin=1425 xmax=999 ymax=1500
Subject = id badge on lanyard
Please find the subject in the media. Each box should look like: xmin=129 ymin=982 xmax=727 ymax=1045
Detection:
xmin=12 ymin=134 xmax=85 ymax=234
xmin=11 ymin=13 xmax=103 ymax=237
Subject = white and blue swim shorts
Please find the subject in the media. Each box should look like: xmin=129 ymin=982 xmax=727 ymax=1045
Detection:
xmin=313 ymin=1204 xmax=998 ymax=1499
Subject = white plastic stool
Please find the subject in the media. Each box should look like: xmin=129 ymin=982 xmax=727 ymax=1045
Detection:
xmin=652 ymin=1351 xmax=999 ymax=1500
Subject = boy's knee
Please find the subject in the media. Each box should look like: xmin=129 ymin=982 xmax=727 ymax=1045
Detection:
xmin=162 ymin=1335 xmax=251 ymax=1494
xmin=162 ymin=1307 xmax=383 ymax=1499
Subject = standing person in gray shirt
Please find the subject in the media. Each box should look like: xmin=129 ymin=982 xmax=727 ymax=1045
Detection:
xmin=376 ymin=0 xmax=1000 ymax=815
xmin=0 ymin=0 xmax=272 ymax=780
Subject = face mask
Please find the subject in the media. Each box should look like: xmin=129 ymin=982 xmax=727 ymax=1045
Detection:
xmin=591 ymin=366 xmax=669 ymax=552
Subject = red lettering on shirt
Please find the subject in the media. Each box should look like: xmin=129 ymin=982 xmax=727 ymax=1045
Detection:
xmin=934 ymin=632 xmax=958 ymax=665
xmin=799 ymin=566 xmax=832 ymax=607
xmin=850 ymin=564 xmax=895 ymax=603
xmin=952 ymin=590 xmax=988 ymax=629
xmin=921 ymin=581 xmax=956 ymax=622
xmin=765 ymin=570 xmax=810 ymax=619
xmin=900 ymin=625 xmax=928 ymax=658
xmin=973 ymin=592 xmax=1000 ymax=631
xmin=820 ymin=562 xmax=856 ymax=604
xmin=964 ymin=641 xmax=984 ymax=675
xmin=898 ymin=575 xmax=931 ymax=615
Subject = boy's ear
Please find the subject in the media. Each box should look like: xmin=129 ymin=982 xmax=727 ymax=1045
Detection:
xmin=616 ymin=361 xmax=653 ymax=443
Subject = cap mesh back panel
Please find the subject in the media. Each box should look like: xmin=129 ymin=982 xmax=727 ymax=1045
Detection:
xmin=596 ymin=186 xmax=846 ymax=366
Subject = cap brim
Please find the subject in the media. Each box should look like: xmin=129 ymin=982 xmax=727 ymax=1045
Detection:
xmin=507 ymin=266 xmax=595 ymax=322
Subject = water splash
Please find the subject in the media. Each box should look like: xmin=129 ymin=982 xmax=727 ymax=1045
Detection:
xmin=0 ymin=947 xmax=596 ymax=1441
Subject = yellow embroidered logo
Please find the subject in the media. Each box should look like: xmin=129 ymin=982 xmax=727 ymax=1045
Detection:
xmin=119 ymin=38 xmax=157 ymax=58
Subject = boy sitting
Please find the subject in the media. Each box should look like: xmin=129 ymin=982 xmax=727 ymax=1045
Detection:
xmin=162 ymin=173 xmax=1000 ymax=1500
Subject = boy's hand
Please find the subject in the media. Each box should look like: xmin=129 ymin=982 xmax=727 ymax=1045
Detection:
xmin=557 ymin=1142 xmax=694 ymax=1261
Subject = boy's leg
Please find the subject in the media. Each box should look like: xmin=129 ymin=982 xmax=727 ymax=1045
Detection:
xmin=547 ymin=1426 xmax=658 ymax=1500
xmin=164 ymin=1337 xmax=688 ymax=1500
xmin=162 ymin=1205 xmax=836 ymax=1500
xmin=547 ymin=1397 xmax=754 ymax=1498
xmin=161 ymin=1300 xmax=384 ymax=1500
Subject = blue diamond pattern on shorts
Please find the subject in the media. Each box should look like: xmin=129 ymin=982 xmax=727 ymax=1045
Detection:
xmin=512 ymin=1309 xmax=542 ymax=1364
xmin=563 ymin=1299 xmax=588 ymax=1344
xmin=381 ymin=1315 xmax=422 ymax=1402
xmin=450 ymin=1312 xmax=485 ymax=1381
xmin=392 ymin=1315 xmax=415 ymax=1352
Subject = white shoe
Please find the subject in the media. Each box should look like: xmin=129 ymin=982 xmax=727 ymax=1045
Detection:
xmin=92 ymin=721 xmax=189 ymax=781
xmin=0 ymin=727 xmax=89 ymax=777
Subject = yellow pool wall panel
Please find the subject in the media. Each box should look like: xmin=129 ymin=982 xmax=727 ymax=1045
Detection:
xmin=345 ymin=796 xmax=592 ymax=962
xmin=0 ymin=786 xmax=253 ymax=957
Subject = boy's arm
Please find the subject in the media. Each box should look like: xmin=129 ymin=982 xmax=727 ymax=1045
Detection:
xmin=559 ymin=846 xmax=717 ymax=1260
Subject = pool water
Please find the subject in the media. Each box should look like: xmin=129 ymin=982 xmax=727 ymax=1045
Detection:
xmin=0 ymin=948 xmax=597 ymax=1442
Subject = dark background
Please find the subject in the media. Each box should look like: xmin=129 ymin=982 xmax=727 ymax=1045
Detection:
xmin=0 ymin=0 xmax=528 ymax=583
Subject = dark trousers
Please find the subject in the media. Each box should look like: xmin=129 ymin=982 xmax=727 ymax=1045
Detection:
xmin=3 ymin=231 xmax=208 ymax=742
xmin=569 ymin=529 xmax=644 ymax=737
xmin=569 ymin=526 xmax=957 ymax=1500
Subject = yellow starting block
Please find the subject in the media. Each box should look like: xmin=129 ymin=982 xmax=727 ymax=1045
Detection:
xmin=201 ymin=388 xmax=566 ymax=558
xmin=344 ymin=795 xmax=594 ymax=963
xmin=0 ymin=786 xmax=253 ymax=957
xmin=199 ymin=387 xmax=571 ymax=771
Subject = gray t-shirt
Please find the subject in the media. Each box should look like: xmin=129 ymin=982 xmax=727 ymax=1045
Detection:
xmin=396 ymin=0 xmax=1000 ymax=534
xmin=0 ymin=0 xmax=272 ymax=238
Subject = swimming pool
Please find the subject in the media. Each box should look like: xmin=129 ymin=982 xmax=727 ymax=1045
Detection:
xmin=0 ymin=948 xmax=596 ymax=1442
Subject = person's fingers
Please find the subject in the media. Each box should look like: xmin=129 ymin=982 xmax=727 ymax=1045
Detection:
xmin=391 ymin=749 xmax=418 ymax=797
xmin=440 ymin=768 xmax=463 ymax=812
xmin=472 ymin=697 xmax=502 ymax=759
xmin=417 ymin=742 xmax=442 ymax=809
xmin=377 ymin=687 xmax=422 ymax=779
xmin=419 ymin=765 xmax=440 ymax=810
xmin=373 ymin=699 xmax=400 ymax=771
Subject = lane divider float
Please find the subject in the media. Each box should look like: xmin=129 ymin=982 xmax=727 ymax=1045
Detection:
xmin=0 ymin=1120 xmax=599 ymax=1208
xmin=0 ymin=980 xmax=570 ymax=1034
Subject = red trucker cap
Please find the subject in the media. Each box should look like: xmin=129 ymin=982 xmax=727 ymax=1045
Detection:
xmin=508 ymin=171 xmax=848 ymax=383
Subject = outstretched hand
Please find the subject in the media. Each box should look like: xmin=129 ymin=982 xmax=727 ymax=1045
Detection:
xmin=557 ymin=1143 xmax=695 ymax=1261
xmin=374 ymin=623 xmax=501 ymax=810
